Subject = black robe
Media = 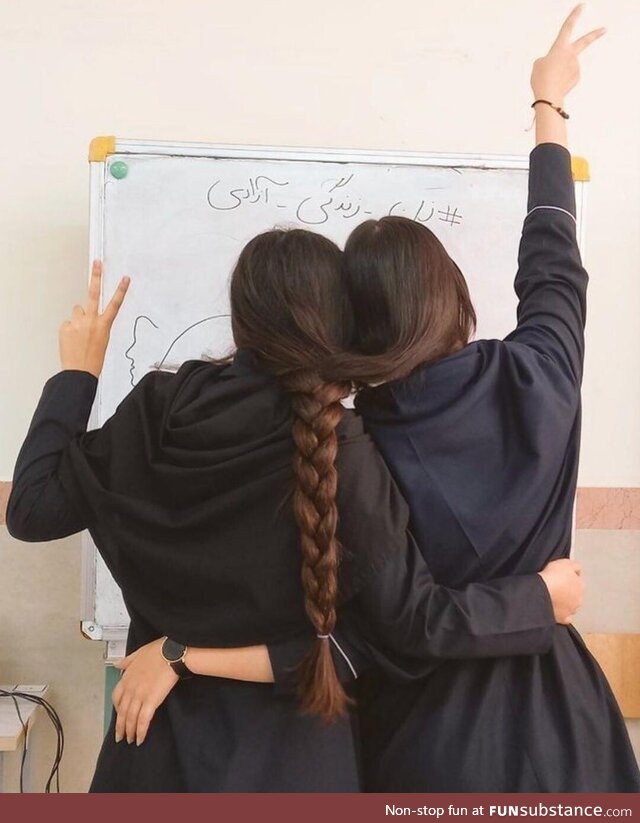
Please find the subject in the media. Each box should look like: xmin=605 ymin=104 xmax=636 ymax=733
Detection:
xmin=6 ymin=352 xmax=558 ymax=792
xmin=316 ymin=142 xmax=638 ymax=792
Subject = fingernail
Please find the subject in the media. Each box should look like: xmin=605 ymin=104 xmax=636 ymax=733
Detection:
xmin=136 ymin=739 xmax=142 ymax=747
xmin=115 ymin=734 xmax=122 ymax=743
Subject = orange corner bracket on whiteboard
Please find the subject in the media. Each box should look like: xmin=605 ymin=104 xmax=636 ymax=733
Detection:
xmin=571 ymin=155 xmax=590 ymax=182
xmin=89 ymin=136 xmax=116 ymax=162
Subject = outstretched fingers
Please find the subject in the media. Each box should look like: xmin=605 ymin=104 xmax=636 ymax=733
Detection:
xmin=102 ymin=275 xmax=131 ymax=325
xmin=553 ymin=4 xmax=585 ymax=48
xmin=572 ymin=27 xmax=607 ymax=53
xmin=86 ymin=260 xmax=102 ymax=315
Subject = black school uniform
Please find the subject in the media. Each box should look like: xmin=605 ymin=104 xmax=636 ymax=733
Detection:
xmin=6 ymin=348 xmax=557 ymax=792
xmin=328 ymin=143 xmax=639 ymax=792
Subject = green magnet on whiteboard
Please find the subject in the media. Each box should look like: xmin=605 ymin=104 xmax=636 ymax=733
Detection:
xmin=110 ymin=161 xmax=129 ymax=180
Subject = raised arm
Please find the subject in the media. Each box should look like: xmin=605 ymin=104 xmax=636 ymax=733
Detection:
xmin=505 ymin=5 xmax=605 ymax=383
xmin=6 ymin=260 xmax=130 ymax=540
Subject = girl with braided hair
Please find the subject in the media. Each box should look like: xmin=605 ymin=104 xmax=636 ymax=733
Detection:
xmin=8 ymin=227 xmax=582 ymax=791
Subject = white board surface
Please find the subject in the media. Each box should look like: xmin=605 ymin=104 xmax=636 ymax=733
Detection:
xmin=82 ymin=140 xmax=586 ymax=638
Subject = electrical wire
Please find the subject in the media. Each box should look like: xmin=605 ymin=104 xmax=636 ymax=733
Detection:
xmin=2 ymin=693 xmax=28 ymax=791
xmin=0 ymin=688 xmax=64 ymax=792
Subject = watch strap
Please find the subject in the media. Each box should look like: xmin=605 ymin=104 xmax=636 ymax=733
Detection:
xmin=169 ymin=657 xmax=193 ymax=678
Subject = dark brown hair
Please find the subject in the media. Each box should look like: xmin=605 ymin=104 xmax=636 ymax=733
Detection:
xmin=227 ymin=228 xmax=352 ymax=721
xmin=331 ymin=216 xmax=476 ymax=384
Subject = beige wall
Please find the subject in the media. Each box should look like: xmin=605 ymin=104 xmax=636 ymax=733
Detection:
xmin=0 ymin=0 xmax=638 ymax=791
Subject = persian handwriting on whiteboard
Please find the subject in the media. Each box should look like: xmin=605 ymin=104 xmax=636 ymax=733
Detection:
xmin=294 ymin=174 xmax=363 ymax=224
xmin=206 ymin=172 xmax=463 ymax=227
xmin=207 ymin=176 xmax=289 ymax=211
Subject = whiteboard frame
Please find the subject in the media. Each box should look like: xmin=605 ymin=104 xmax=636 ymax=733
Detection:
xmin=81 ymin=138 xmax=588 ymax=642
xmin=103 ymin=138 xmax=540 ymax=168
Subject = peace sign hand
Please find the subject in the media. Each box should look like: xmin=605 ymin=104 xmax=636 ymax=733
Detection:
xmin=531 ymin=4 xmax=606 ymax=105
xmin=58 ymin=260 xmax=130 ymax=378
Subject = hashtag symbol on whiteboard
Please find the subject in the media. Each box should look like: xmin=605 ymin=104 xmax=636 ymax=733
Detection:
xmin=438 ymin=206 xmax=462 ymax=226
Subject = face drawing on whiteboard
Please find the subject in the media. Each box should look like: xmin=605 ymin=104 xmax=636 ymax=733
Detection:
xmin=123 ymin=313 xmax=231 ymax=386
xmin=205 ymin=170 xmax=463 ymax=228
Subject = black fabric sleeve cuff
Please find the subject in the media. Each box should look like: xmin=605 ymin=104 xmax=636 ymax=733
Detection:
xmin=40 ymin=369 xmax=99 ymax=429
xmin=519 ymin=571 xmax=556 ymax=633
xmin=527 ymin=143 xmax=576 ymax=216
xmin=268 ymin=630 xmax=313 ymax=696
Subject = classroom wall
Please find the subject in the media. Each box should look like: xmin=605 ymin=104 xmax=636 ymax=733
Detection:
xmin=0 ymin=0 xmax=638 ymax=791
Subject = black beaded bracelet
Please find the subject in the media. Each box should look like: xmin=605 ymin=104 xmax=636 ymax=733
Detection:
xmin=531 ymin=99 xmax=570 ymax=120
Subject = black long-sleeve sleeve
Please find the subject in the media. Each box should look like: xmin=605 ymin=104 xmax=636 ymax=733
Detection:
xmin=334 ymin=539 xmax=554 ymax=680
xmin=269 ymin=541 xmax=555 ymax=694
xmin=505 ymin=142 xmax=588 ymax=384
xmin=6 ymin=369 xmax=99 ymax=541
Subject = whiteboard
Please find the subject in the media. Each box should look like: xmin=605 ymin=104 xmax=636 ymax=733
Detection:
xmin=81 ymin=139 xmax=587 ymax=640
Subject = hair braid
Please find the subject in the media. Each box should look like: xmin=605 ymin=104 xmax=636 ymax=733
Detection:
xmin=284 ymin=370 xmax=351 ymax=721
xmin=228 ymin=228 xmax=355 ymax=719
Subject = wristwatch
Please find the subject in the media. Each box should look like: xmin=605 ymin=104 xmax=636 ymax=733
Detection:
xmin=161 ymin=636 xmax=193 ymax=678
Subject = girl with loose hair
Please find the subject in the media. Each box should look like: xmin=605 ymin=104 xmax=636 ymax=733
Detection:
xmin=7 ymin=225 xmax=581 ymax=791
xmin=324 ymin=8 xmax=638 ymax=792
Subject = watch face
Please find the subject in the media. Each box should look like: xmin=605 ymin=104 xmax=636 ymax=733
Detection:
xmin=162 ymin=638 xmax=185 ymax=663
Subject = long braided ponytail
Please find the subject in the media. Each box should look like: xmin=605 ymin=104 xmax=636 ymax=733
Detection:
xmin=284 ymin=371 xmax=351 ymax=719
xmin=228 ymin=228 xmax=355 ymax=721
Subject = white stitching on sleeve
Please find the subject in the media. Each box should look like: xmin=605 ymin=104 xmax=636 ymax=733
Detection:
xmin=329 ymin=634 xmax=358 ymax=680
xmin=525 ymin=205 xmax=577 ymax=223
